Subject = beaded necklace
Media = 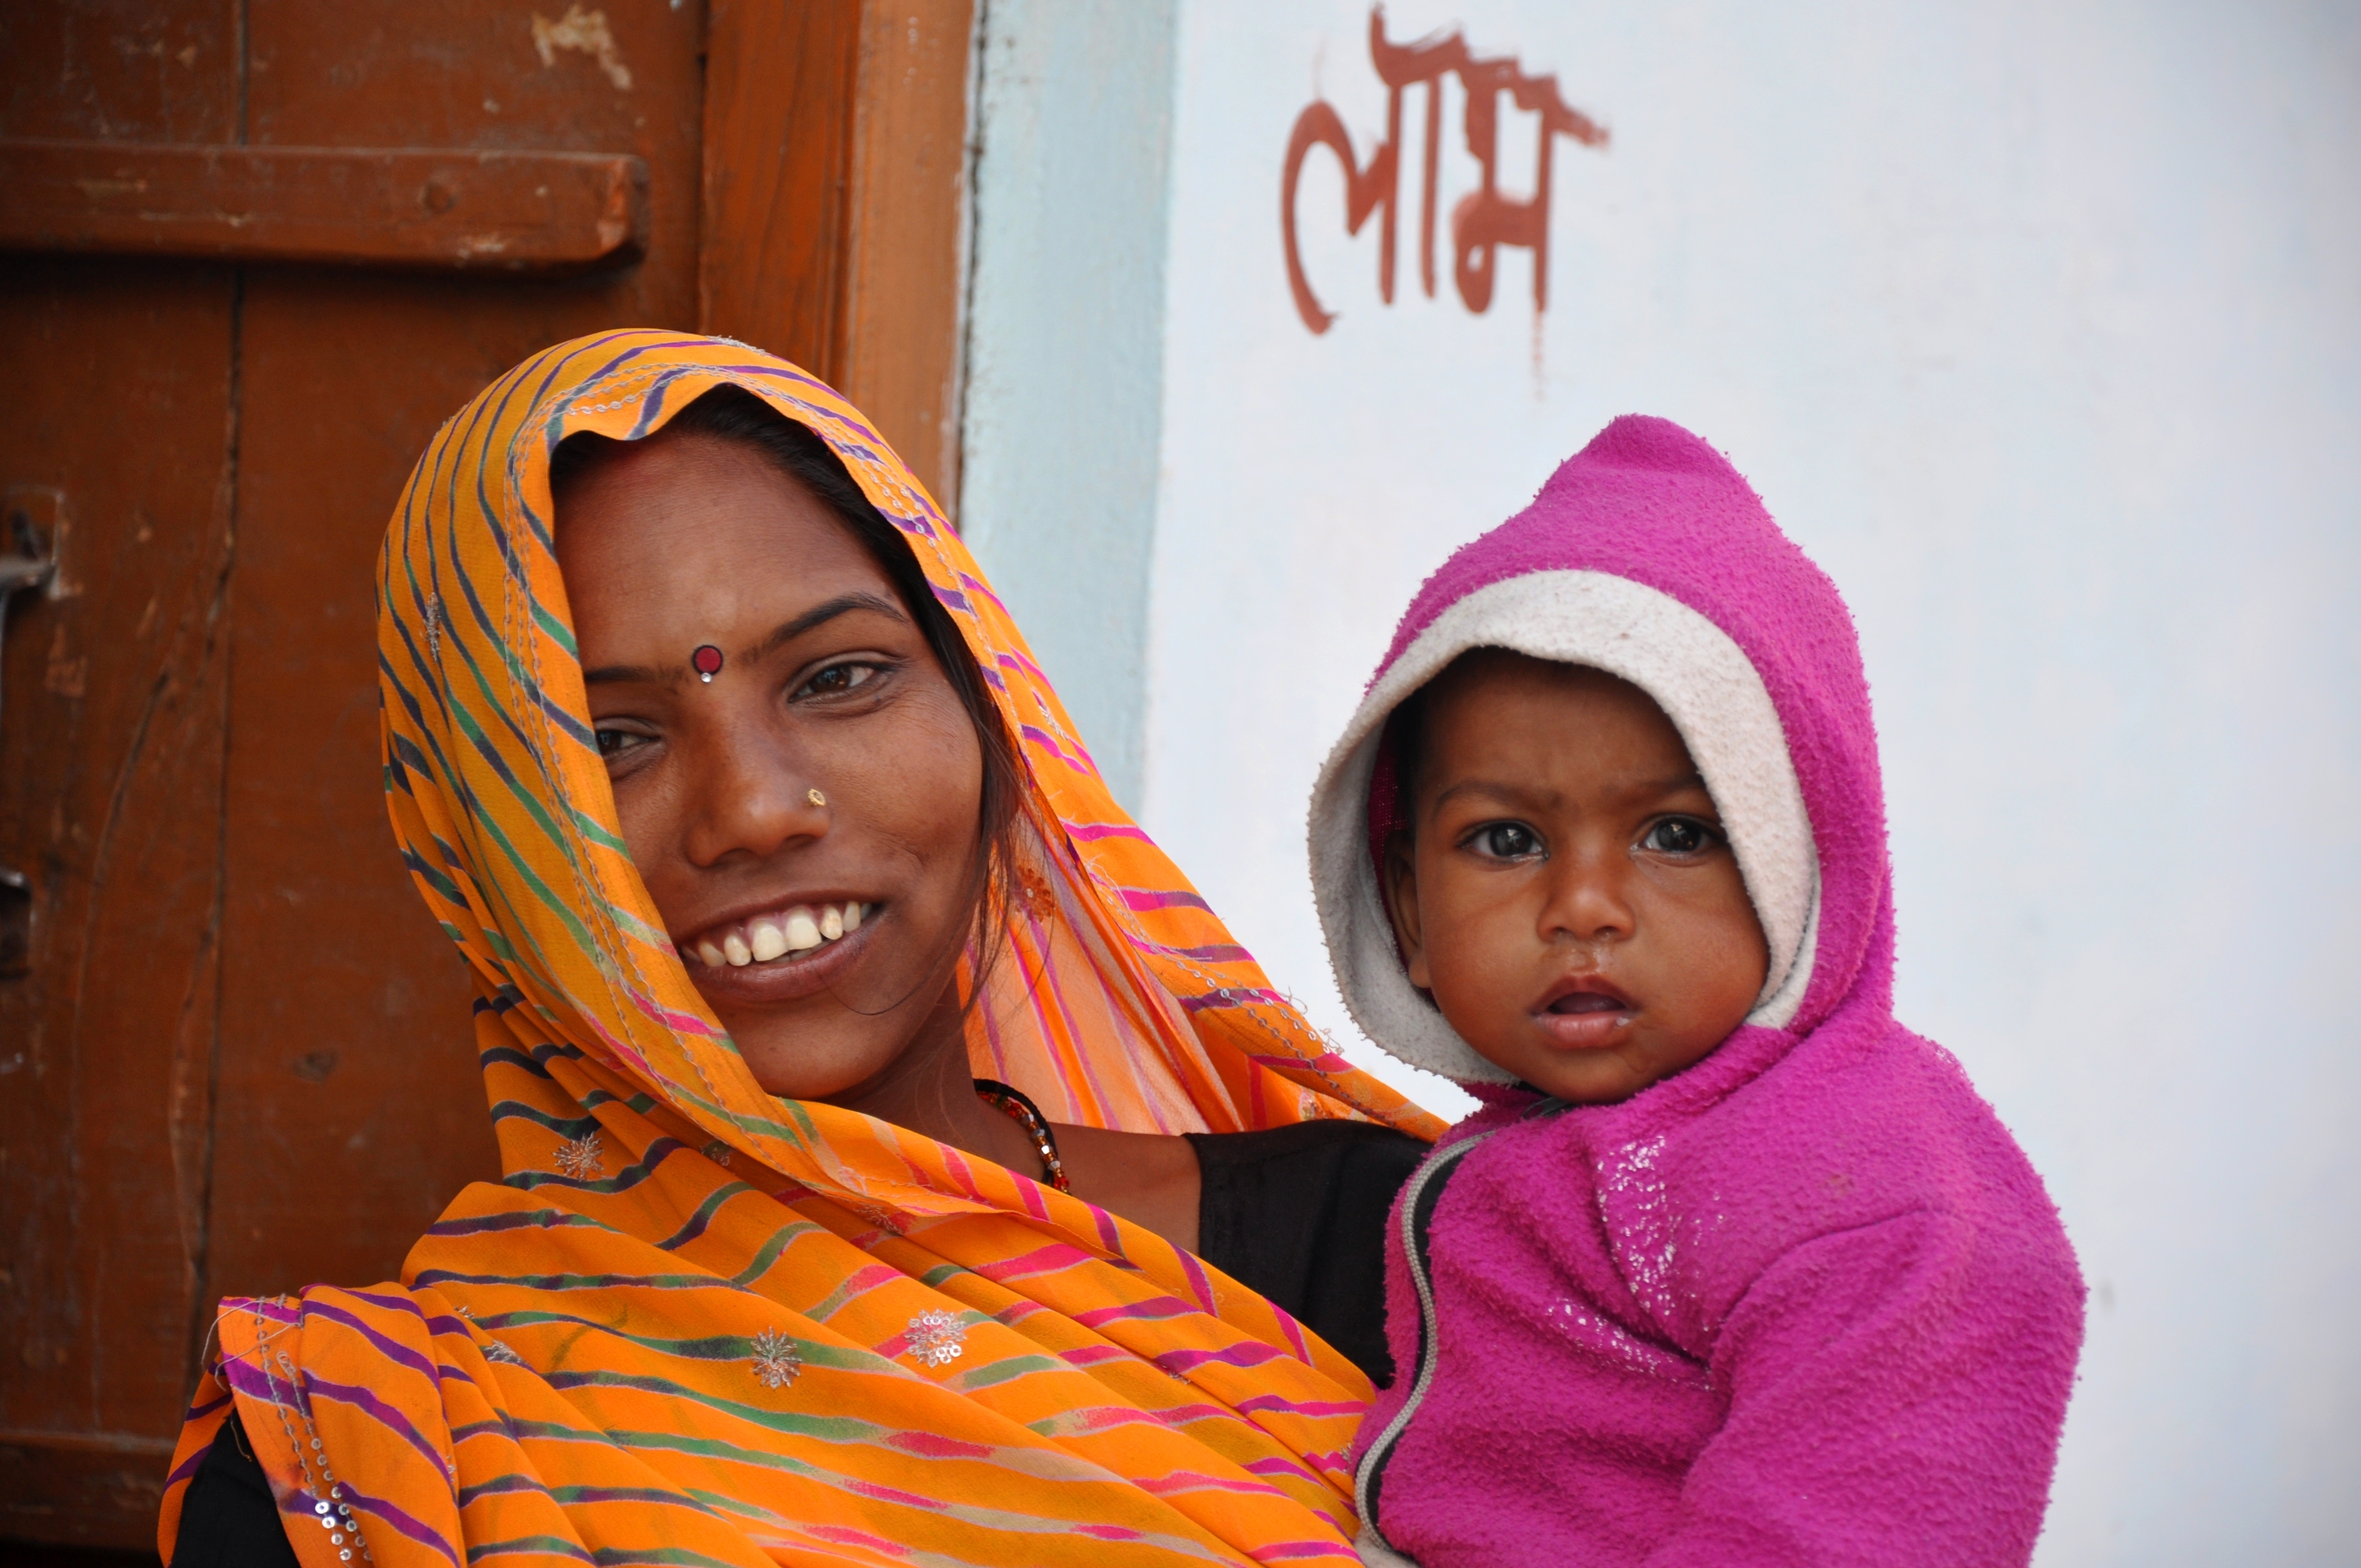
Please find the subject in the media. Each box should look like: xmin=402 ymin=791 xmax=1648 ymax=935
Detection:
xmin=973 ymin=1079 xmax=1070 ymax=1192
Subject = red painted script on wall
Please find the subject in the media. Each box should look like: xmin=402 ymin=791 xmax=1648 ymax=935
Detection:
xmin=1283 ymin=8 xmax=1608 ymax=335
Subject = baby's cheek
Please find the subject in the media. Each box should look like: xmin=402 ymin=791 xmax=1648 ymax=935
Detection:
xmin=1427 ymin=907 xmax=1531 ymax=1044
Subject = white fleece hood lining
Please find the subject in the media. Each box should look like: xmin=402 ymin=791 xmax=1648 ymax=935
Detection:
xmin=1308 ymin=571 xmax=1821 ymax=1086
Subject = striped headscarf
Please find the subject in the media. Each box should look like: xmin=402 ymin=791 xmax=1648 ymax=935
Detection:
xmin=159 ymin=331 xmax=1439 ymax=1567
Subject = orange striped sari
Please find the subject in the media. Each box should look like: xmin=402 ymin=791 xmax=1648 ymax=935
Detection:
xmin=158 ymin=331 xmax=1439 ymax=1568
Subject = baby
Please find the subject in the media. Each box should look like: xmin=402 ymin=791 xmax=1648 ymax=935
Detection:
xmin=1309 ymin=417 xmax=2085 ymax=1567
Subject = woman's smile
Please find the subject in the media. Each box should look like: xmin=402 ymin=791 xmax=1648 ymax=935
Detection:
xmin=678 ymin=896 xmax=871 ymax=967
xmin=677 ymin=897 xmax=880 ymax=1003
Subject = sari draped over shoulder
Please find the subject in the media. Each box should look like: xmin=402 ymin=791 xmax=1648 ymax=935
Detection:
xmin=158 ymin=332 xmax=1439 ymax=1568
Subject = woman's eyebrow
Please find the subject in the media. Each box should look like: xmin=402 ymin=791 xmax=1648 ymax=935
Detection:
xmin=746 ymin=591 xmax=908 ymax=660
xmin=579 ymin=592 xmax=911 ymax=687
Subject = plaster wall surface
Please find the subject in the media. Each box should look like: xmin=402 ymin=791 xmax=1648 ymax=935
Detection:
xmin=1135 ymin=2 xmax=2361 ymax=1563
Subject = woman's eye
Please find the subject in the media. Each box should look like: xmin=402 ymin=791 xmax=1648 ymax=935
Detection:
xmin=1472 ymin=822 xmax=1539 ymax=859
xmin=797 ymin=661 xmax=880 ymax=699
xmin=595 ymin=728 xmax=650 ymax=759
xmin=1642 ymin=817 xmax=1718 ymax=855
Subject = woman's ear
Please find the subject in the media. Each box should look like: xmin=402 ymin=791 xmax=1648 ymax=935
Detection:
xmin=1383 ymin=828 xmax=1432 ymax=990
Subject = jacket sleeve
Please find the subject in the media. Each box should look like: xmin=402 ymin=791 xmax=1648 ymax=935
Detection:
xmin=1641 ymin=1207 xmax=2082 ymax=1568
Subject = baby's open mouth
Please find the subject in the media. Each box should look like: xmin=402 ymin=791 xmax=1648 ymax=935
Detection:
xmin=1547 ymin=990 xmax=1627 ymax=1015
xmin=684 ymin=902 xmax=870 ymax=968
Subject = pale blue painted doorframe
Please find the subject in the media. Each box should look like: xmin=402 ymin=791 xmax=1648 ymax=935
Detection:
xmin=959 ymin=0 xmax=1181 ymax=813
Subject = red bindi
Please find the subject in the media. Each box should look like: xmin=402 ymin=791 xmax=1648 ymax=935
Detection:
xmin=691 ymin=644 xmax=724 ymax=683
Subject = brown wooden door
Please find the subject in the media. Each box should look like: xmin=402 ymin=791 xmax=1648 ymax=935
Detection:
xmin=0 ymin=2 xmax=970 ymax=1553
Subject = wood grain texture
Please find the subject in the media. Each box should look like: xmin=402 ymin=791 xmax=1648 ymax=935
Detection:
xmin=0 ymin=140 xmax=650 ymax=271
xmin=700 ymin=0 xmax=973 ymax=514
xmin=699 ymin=0 xmax=861 ymax=384
xmin=0 ymin=257 xmax=237 ymax=1550
xmin=839 ymin=1 xmax=975 ymax=514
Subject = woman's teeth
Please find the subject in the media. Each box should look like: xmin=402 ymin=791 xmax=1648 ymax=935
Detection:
xmin=693 ymin=902 xmax=867 ymax=968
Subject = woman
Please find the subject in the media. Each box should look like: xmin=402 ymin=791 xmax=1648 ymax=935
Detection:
xmin=159 ymin=331 xmax=1440 ymax=1567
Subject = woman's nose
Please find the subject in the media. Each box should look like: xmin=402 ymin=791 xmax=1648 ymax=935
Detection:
xmin=678 ymin=722 xmax=828 ymax=868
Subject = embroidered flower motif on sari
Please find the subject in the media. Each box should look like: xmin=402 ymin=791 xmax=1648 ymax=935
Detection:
xmin=551 ymin=1131 xmax=603 ymax=1179
xmin=906 ymin=1310 xmax=967 ymax=1368
xmin=749 ymin=1330 xmax=802 ymax=1389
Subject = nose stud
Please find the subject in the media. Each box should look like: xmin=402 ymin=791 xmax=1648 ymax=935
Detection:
xmin=807 ymin=788 xmax=826 ymax=808
xmin=692 ymin=644 xmax=723 ymax=683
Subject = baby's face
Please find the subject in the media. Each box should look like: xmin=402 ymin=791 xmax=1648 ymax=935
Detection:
xmin=1384 ymin=652 xmax=1769 ymax=1104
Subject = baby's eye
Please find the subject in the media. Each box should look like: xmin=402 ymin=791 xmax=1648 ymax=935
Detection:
xmin=1641 ymin=816 xmax=1720 ymax=856
xmin=797 ymin=661 xmax=881 ymax=699
xmin=1470 ymin=822 xmax=1540 ymax=859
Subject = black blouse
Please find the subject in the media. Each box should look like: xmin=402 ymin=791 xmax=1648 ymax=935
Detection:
xmin=171 ymin=1119 xmax=1426 ymax=1566
xmin=1185 ymin=1118 xmax=1426 ymax=1387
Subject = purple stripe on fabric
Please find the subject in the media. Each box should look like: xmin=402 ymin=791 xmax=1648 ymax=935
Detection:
xmin=804 ymin=1523 xmax=912 ymax=1555
xmin=953 ymin=571 xmax=1011 ymax=616
xmin=304 ymin=1301 xmax=442 ymax=1384
xmin=1133 ymin=1468 xmax=1290 ymax=1500
xmin=424 ymin=1210 xmax=580 ymax=1240
xmin=1246 ymin=1542 xmax=1361 ymax=1562
xmin=1244 ymin=1049 xmax=1359 ymax=1075
xmin=1119 ymin=888 xmax=1214 ymax=914
xmin=1091 ymin=1204 xmax=1126 ymax=1257
xmin=304 ymin=1372 xmax=458 ymax=1481
xmin=935 ymin=1145 xmax=991 ymax=1205
xmin=339 ymin=1487 xmax=463 ymax=1567
xmin=1242 ymin=1455 xmax=1322 ymax=1482
xmin=969 ymin=1242 xmax=1102 ymax=1284
xmin=1064 ymin=822 xmax=1153 ymax=844
xmin=623 ymin=986 xmax=725 ymax=1038
xmin=845 ymin=1478 xmax=948 ymax=1512
xmin=1235 ymin=1396 xmax=1367 ymax=1420
xmin=164 ymin=1446 xmax=210 ymax=1490
xmin=1174 ymin=1250 xmax=1221 ymax=1316
xmin=1179 ymin=987 xmax=1282 ymax=1015
xmin=1058 ymin=1345 xmax=1131 ymax=1368
xmin=1133 ymin=940 xmax=1255 ymax=963
xmin=1069 ymin=1295 xmax=1196 ymax=1331
xmin=989 ymin=645 xmax=1054 ymax=685
xmin=1273 ymin=1302 xmax=1313 ymax=1363
xmin=1014 ymin=723 xmax=1094 ymax=776
xmin=1154 ymin=1340 xmax=1290 ymax=1374
xmin=1025 ymin=943 xmax=1132 ymax=1137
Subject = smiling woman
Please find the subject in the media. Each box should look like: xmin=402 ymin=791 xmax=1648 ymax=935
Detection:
xmin=154 ymin=332 xmax=1440 ymax=1568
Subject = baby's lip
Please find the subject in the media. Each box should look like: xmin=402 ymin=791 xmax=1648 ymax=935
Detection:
xmin=1535 ymin=973 xmax=1634 ymax=1014
xmin=1532 ymin=973 xmax=1638 ymax=1052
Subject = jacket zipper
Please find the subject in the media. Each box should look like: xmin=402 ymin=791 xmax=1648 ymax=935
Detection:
xmin=1352 ymin=1128 xmax=1495 ymax=1552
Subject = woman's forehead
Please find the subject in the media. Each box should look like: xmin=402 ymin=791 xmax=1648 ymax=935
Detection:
xmin=553 ymin=434 xmax=896 ymax=652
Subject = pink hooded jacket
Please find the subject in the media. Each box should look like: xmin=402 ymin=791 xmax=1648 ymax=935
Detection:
xmin=1307 ymin=417 xmax=2084 ymax=1567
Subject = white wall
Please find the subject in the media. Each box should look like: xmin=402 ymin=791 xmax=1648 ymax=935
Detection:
xmin=1135 ymin=2 xmax=2360 ymax=1564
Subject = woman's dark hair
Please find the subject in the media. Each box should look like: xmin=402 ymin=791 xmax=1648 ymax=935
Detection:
xmin=550 ymin=384 xmax=1027 ymax=998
